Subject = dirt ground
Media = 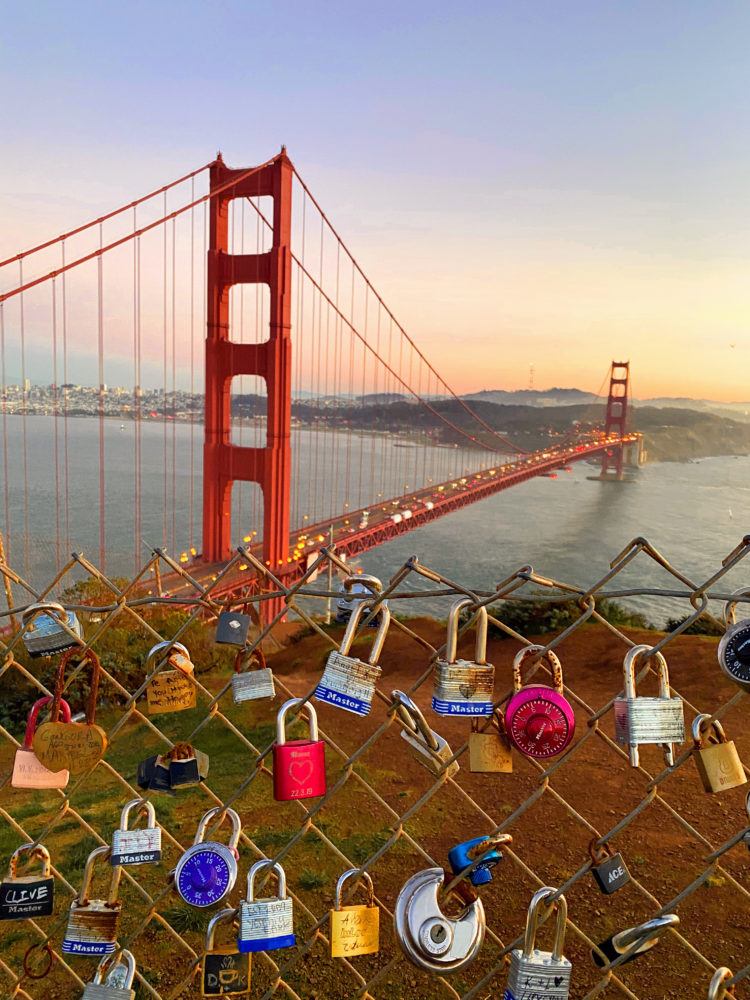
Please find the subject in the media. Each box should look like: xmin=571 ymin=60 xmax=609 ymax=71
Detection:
xmin=2 ymin=618 xmax=749 ymax=1000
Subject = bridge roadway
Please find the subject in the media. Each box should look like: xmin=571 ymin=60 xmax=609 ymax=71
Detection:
xmin=161 ymin=436 xmax=634 ymax=602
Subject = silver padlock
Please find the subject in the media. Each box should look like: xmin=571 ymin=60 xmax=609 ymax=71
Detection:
xmin=21 ymin=601 xmax=83 ymax=657
xmin=392 ymin=690 xmax=459 ymax=778
xmin=111 ymin=799 xmax=161 ymax=867
xmin=592 ymin=914 xmax=679 ymax=968
xmin=613 ymin=644 xmax=684 ymax=767
xmin=394 ymin=867 xmax=485 ymax=973
xmin=63 ymin=846 xmax=122 ymax=956
xmin=505 ymin=887 xmax=572 ymax=1000
xmin=432 ymin=600 xmax=494 ymax=716
xmin=232 ymin=646 xmax=275 ymax=703
xmin=238 ymin=859 xmax=295 ymax=953
xmin=316 ymin=600 xmax=391 ymax=716
xmin=82 ymin=949 xmax=136 ymax=999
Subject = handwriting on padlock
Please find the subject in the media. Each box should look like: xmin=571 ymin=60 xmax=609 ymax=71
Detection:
xmin=33 ymin=722 xmax=107 ymax=774
xmin=146 ymin=666 xmax=195 ymax=714
xmin=331 ymin=906 xmax=379 ymax=958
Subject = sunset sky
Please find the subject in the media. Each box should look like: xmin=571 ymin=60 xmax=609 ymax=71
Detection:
xmin=1 ymin=1 xmax=748 ymax=401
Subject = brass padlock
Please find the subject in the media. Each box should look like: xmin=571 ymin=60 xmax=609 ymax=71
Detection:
xmin=145 ymin=640 xmax=196 ymax=715
xmin=469 ymin=711 xmax=513 ymax=773
xmin=63 ymin=845 xmax=122 ymax=956
xmin=692 ymin=714 xmax=746 ymax=794
xmin=330 ymin=869 xmax=379 ymax=959
xmin=202 ymin=907 xmax=250 ymax=996
xmin=0 ymin=843 xmax=54 ymax=920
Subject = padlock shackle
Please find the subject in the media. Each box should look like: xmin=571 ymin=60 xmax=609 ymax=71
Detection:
xmin=193 ymin=807 xmax=242 ymax=852
xmin=335 ymin=868 xmax=374 ymax=910
xmin=610 ymin=914 xmax=679 ymax=957
xmin=92 ymin=949 xmax=136 ymax=988
xmin=246 ymin=859 xmax=287 ymax=902
xmin=49 ymin=647 xmax=102 ymax=725
xmin=722 ymin=588 xmax=750 ymax=627
xmin=276 ymin=697 xmax=319 ymax=746
xmin=338 ymin=599 xmax=391 ymax=663
xmin=145 ymin=640 xmax=190 ymax=671
xmin=391 ymin=690 xmax=439 ymax=752
xmin=443 ymin=600 xmax=488 ymax=666
xmin=21 ymin=601 xmax=67 ymax=625
xmin=233 ymin=644 xmax=267 ymax=675
xmin=119 ymin=797 xmax=156 ymax=832
xmin=23 ymin=695 xmax=72 ymax=748
xmin=9 ymin=842 xmax=51 ymax=879
xmin=588 ymin=837 xmax=613 ymax=866
xmin=205 ymin=907 xmax=238 ymax=951
xmin=465 ymin=833 xmax=512 ymax=862
xmin=692 ymin=713 xmax=729 ymax=748
xmin=512 ymin=645 xmax=563 ymax=694
xmin=342 ymin=573 xmax=382 ymax=596
xmin=708 ymin=967 xmax=735 ymax=1000
xmin=622 ymin=644 xmax=671 ymax=701
xmin=522 ymin=886 xmax=567 ymax=962
xmin=79 ymin=845 xmax=121 ymax=906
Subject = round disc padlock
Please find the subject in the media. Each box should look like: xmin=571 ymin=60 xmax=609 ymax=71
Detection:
xmin=394 ymin=867 xmax=485 ymax=973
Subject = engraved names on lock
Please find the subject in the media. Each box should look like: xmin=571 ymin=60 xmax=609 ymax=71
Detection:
xmin=316 ymin=652 xmax=380 ymax=715
xmin=239 ymin=898 xmax=294 ymax=950
xmin=111 ymin=829 xmax=161 ymax=867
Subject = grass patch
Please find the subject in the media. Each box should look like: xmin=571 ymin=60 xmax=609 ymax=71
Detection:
xmin=338 ymin=830 xmax=391 ymax=865
xmin=298 ymin=869 xmax=326 ymax=891
xmin=63 ymin=836 xmax=100 ymax=875
xmin=163 ymin=904 xmax=212 ymax=935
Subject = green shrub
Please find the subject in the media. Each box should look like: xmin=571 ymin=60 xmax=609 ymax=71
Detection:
xmin=486 ymin=595 xmax=653 ymax=637
xmin=665 ymin=614 xmax=724 ymax=637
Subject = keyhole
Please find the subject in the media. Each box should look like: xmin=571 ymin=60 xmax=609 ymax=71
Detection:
xmin=430 ymin=924 xmax=447 ymax=944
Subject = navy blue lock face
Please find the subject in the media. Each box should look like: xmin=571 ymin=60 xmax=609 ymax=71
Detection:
xmin=448 ymin=836 xmax=502 ymax=887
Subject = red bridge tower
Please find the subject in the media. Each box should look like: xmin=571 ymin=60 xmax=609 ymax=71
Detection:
xmin=600 ymin=360 xmax=630 ymax=480
xmin=202 ymin=150 xmax=293 ymax=575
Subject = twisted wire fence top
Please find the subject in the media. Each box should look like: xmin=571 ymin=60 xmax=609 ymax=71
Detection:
xmin=1 ymin=534 xmax=750 ymax=999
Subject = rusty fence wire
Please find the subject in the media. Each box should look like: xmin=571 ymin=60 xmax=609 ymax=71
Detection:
xmin=1 ymin=535 xmax=750 ymax=999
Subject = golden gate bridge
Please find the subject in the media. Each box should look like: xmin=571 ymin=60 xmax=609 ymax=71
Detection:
xmin=0 ymin=148 xmax=639 ymax=612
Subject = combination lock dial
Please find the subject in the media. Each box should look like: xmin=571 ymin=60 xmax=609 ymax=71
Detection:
xmin=718 ymin=619 xmax=750 ymax=690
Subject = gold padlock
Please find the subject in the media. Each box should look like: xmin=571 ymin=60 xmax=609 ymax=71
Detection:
xmin=330 ymin=869 xmax=379 ymax=959
xmin=692 ymin=714 xmax=747 ymax=794
xmin=469 ymin=711 xmax=513 ymax=773
xmin=145 ymin=641 xmax=196 ymax=715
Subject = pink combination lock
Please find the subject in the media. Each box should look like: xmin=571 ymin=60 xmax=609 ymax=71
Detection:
xmin=505 ymin=645 xmax=575 ymax=759
xmin=12 ymin=696 xmax=73 ymax=789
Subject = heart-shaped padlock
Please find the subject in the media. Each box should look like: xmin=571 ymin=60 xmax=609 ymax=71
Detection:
xmin=33 ymin=648 xmax=108 ymax=774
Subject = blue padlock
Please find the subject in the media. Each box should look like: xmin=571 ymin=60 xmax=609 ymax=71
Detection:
xmin=448 ymin=834 xmax=511 ymax=887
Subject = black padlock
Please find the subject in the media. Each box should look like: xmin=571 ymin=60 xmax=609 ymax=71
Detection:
xmin=149 ymin=755 xmax=175 ymax=795
xmin=137 ymin=754 xmax=158 ymax=790
xmin=215 ymin=610 xmax=251 ymax=647
xmin=0 ymin=845 xmax=55 ymax=921
xmin=589 ymin=838 xmax=630 ymax=895
xmin=169 ymin=744 xmax=201 ymax=787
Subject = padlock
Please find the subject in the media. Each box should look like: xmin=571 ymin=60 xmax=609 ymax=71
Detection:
xmin=448 ymin=834 xmax=512 ymax=888
xmin=63 ymin=845 xmax=122 ymax=955
xmin=82 ymin=949 xmax=137 ymax=999
xmin=505 ymin=887 xmax=572 ymax=999
xmin=505 ymin=646 xmax=576 ymax=759
xmin=168 ymin=743 xmax=202 ymax=787
xmin=21 ymin=601 xmax=83 ymax=657
xmin=110 ymin=799 xmax=161 ymax=867
xmin=215 ymin=607 xmax=252 ymax=647
xmin=238 ymin=860 xmax=295 ymax=953
xmin=708 ymin=967 xmax=735 ymax=1000
xmin=592 ymin=914 xmax=679 ymax=967
xmin=143 ymin=754 xmax=174 ymax=795
xmin=432 ymin=600 xmax=494 ymax=716
xmin=335 ymin=574 xmax=384 ymax=624
xmin=145 ymin=640 xmax=196 ymax=715
xmin=691 ymin=714 xmax=746 ymax=793
xmin=469 ymin=711 xmax=513 ymax=773
xmin=718 ymin=590 xmax=750 ymax=690
xmin=12 ymin=695 xmax=73 ymax=789
xmin=330 ymin=868 xmax=379 ymax=958
xmin=33 ymin=647 xmax=108 ymax=775
xmin=202 ymin=908 xmax=250 ymax=996
xmin=588 ymin=839 xmax=630 ymax=895
xmin=315 ymin=600 xmax=391 ymax=716
xmin=173 ymin=807 xmax=241 ymax=908
xmin=231 ymin=646 xmax=275 ymax=703
xmin=613 ymin=644 xmax=685 ymax=767
xmin=392 ymin=690 xmax=459 ymax=778
xmin=394 ymin=866 xmax=485 ymax=973
xmin=0 ymin=843 xmax=54 ymax=920
xmin=273 ymin=698 xmax=327 ymax=801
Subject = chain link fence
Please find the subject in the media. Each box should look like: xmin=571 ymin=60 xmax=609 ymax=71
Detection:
xmin=1 ymin=535 xmax=750 ymax=999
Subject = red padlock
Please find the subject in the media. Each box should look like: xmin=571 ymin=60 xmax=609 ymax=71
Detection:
xmin=273 ymin=698 xmax=326 ymax=801
xmin=12 ymin=696 xmax=73 ymax=789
